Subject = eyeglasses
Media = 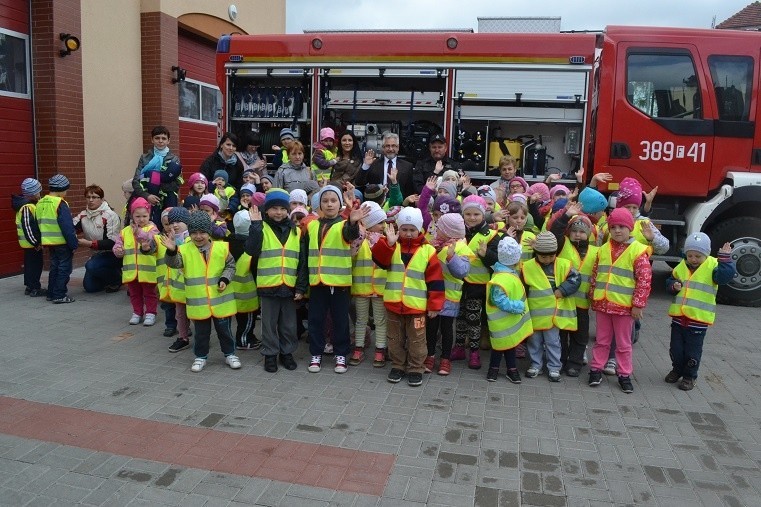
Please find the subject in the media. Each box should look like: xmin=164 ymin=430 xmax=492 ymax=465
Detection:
xmin=86 ymin=195 xmax=102 ymax=200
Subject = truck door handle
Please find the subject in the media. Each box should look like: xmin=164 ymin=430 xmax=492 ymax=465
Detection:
xmin=610 ymin=142 xmax=631 ymax=159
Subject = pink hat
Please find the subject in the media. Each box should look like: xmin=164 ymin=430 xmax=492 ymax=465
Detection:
xmin=550 ymin=184 xmax=570 ymax=198
xmin=508 ymin=193 xmax=528 ymax=205
xmin=199 ymin=194 xmax=220 ymax=212
xmin=252 ymin=192 xmax=266 ymax=208
xmin=290 ymin=205 xmax=308 ymax=219
xmin=319 ymin=127 xmax=335 ymax=141
xmin=461 ymin=195 xmax=487 ymax=215
xmin=130 ymin=197 xmax=151 ymax=214
xmin=187 ymin=172 xmax=208 ymax=188
xmin=436 ymin=213 xmax=466 ymax=240
xmin=526 ymin=183 xmax=550 ymax=203
xmin=616 ymin=177 xmax=643 ymax=208
xmin=607 ymin=208 xmax=634 ymax=231
xmin=508 ymin=176 xmax=528 ymax=192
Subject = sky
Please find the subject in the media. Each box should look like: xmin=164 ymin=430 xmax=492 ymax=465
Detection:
xmin=286 ymin=0 xmax=752 ymax=33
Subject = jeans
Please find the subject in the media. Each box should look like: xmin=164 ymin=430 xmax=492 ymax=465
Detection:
xmin=83 ymin=252 xmax=122 ymax=293
xmin=669 ymin=322 xmax=707 ymax=380
xmin=23 ymin=248 xmax=44 ymax=290
xmin=527 ymin=327 xmax=562 ymax=372
xmin=47 ymin=245 xmax=73 ymax=300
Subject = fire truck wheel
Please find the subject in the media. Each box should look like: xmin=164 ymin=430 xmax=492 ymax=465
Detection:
xmin=709 ymin=216 xmax=761 ymax=307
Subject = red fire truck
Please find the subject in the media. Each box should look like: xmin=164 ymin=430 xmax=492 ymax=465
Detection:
xmin=216 ymin=26 xmax=761 ymax=306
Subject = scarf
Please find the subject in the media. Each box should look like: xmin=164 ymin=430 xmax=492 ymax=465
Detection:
xmin=140 ymin=147 xmax=169 ymax=176
xmin=219 ymin=150 xmax=237 ymax=165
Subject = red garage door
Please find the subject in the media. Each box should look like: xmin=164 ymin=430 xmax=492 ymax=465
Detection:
xmin=178 ymin=30 xmax=221 ymax=178
xmin=1 ymin=0 xmax=34 ymax=276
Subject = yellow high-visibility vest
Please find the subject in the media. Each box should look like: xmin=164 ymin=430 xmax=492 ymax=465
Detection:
xmin=35 ymin=195 xmax=65 ymax=246
xmin=307 ymin=220 xmax=352 ymax=287
xmin=352 ymin=239 xmax=386 ymax=296
xmin=159 ymin=236 xmax=190 ymax=303
xmin=383 ymin=243 xmax=437 ymax=311
xmin=121 ymin=225 xmax=161 ymax=284
xmin=593 ymin=241 xmax=651 ymax=307
xmin=311 ymin=148 xmax=336 ymax=177
xmin=464 ymin=229 xmax=497 ymax=284
xmin=522 ymin=257 xmax=577 ymax=331
xmin=181 ymin=241 xmax=237 ymax=320
xmin=15 ymin=203 xmax=36 ymax=249
xmin=438 ymin=240 xmax=471 ymax=303
xmin=668 ymin=257 xmax=719 ymax=325
xmin=631 ymin=218 xmax=652 ymax=246
xmin=558 ymin=240 xmax=599 ymax=309
xmin=520 ymin=230 xmax=537 ymax=263
xmin=486 ymin=271 xmax=533 ymax=350
xmin=232 ymin=252 xmax=260 ymax=313
xmin=257 ymin=222 xmax=301 ymax=288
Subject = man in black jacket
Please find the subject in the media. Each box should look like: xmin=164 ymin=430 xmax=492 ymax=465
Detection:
xmin=412 ymin=133 xmax=462 ymax=194
xmin=355 ymin=132 xmax=415 ymax=198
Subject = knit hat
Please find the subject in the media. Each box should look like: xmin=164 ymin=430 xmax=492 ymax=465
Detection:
xmin=188 ymin=210 xmax=212 ymax=234
xmin=684 ymin=232 xmax=711 ymax=256
xmin=607 ymin=207 xmax=634 ymax=231
xmin=167 ymin=206 xmax=191 ymax=225
xmin=130 ymin=197 xmax=151 ymax=214
xmin=550 ymin=185 xmax=570 ymax=198
xmin=362 ymin=201 xmax=387 ymax=228
xmin=264 ymin=188 xmax=290 ymax=211
xmin=616 ymin=177 xmax=643 ymax=208
xmin=122 ymin=178 xmax=134 ymax=193
xmin=509 ymin=176 xmax=528 ymax=192
xmin=212 ymin=169 xmax=229 ymax=184
xmin=252 ymin=192 xmax=266 ymax=208
xmin=233 ymin=210 xmax=251 ymax=236
xmin=396 ymin=207 xmax=424 ymax=232
xmin=433 ymin=195 xmax=461 ymax=215
xmin=21 ymin=178 xmax=42 ymax=197
xmin=435 ymin=213 xmax=466 ymax=240
xmin=353 ymin=189 xmax=364 ymax=203
xmin=437 ymin=181 xmax=458 ymax=200
xmin=568 ymin=214 xmax=593 ymax=235
xmin=242 ymin=169 xmax=255 ymax=179
xmin=317 ymin=185 xmax=344 ymax=208
xmin=187 ymin=172 xmax=208 ymax=188
xmin=498 ymin=236 xmax=522 ymax=266
xmin=279 ymin=127 xmax=295 ymax=140
xmin=461 ymin=195 xmax=487 ymax=215
xmin=578 ymin=187 xmax=607 ymax=213
xmin=199 ymin=194 xmax=220 ymax=212
xmin=49 ymin=174 xmax=70 ymax=191
xmin=552 ymin=198 xmax=568 ymax=213
xmin=290 ymin=205 xmax=308 ymax=220
xmin=509 ymin=193 xmax=528 ymax=205
xmin=364 ymin=184 xmax=386 ymax=201
xmin=386 ymin=206 xmax=402 ymax=222
xmin=533 ymin=231 xmax=558 ymax=254
xmin=161 ymin=207 xmax=172 ymax=221
xmin=442 ymin=169 xmax=459 ymax=182
xmin=289 ymin=188 xmax=308 ymax=206
xmin=182 ymin=195 xmax=200 ymax=210
xmin=477 ymin=185 xmax=497 ymax=204
xmin=261 ymin=175 xmax=274 ymax=185
xmin=319 ymin=127 xmax=335 ymax=141
xmin=526 ymin=183 xmax=550 ymax=203
xmin=239 ymin=183 xmax=256 ymax=196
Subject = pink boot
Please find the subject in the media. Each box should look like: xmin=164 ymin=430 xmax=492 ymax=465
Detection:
xmin=468 ymin=349 xmax=481 ymax=370
xmin=451 ymin=345 xmax=466 ymax=361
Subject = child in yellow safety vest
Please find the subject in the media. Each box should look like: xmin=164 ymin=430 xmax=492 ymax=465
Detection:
xmin=244 ymin=189 xmax=309 ymax=373
xmin=161 ymin=207 xmax=192 ymax=353
xmin=113 ymin=197 xmax=161 ymax=326
xmin=486 ymin=236 xmax=533 ymax=384
xmin=665 ymin=233 xmax=735 ymax=391
xmin=372 ymin=207 xmax=445 ymax=387
xmin=522 ymin=231 xmax=580 ymax=382
xmin=349 ymin=201 xmax=389 ymax=367
xmin=13 ymin=178 xmax=44 ymax=297
xmin=161 ymin=211 xmax=241 ymax=373
xmin=198 ymin=194 xmax=229 ymax=240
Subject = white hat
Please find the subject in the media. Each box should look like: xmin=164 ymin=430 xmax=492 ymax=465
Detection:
xmin=289 ymin=188 xmax=308 ymax=206
xmin=498 ymin=236 xmax=522 ymax=266
xmin=362 ymin=201 xmax=387 ymax=228
xmin=233 ymin=210 xmax=251 ymax=236
xmin=396 ymin=207 xmax=424 ymax=232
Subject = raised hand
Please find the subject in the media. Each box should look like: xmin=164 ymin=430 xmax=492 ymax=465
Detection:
xmin=349 ymin=203 xmax=370 ymax=224
xmin=576 ymin=166 xmax=585 ymax=182
xmin=566 ymin=201 xmax=582 ymax=217
xmin=159 ymin=232 xmax=176 ymax=251
xmin=505 ymin=226 xmax=517 ymax=238
xmin=425 ymin=175 xmax=438 ymax=191
xmin=641 ymin=220 xmax=655 ymax=241
xmin=477 ymin=239 xmax=487 ymax=257
xmin=644 ymin=185 xmax=659 ymax=205
xmin=388 ymin=166 xmax=398 ymax=184
xmin=364 ymin=149 xmax=376 ymax=165
xmin=385 ymin=222 xmax=399 ymax=246
xmin=248 ymin=205 xmax=262 ymax=221
xmin=547 ymin=173 xmax=561 ymax=182
xmin=434 ymin=160 xmax=444 ymax=174
xmin=719 ymin=242 xmax=732 ymax=255
xmin=591 ymin=172 xmax=613 ymax=185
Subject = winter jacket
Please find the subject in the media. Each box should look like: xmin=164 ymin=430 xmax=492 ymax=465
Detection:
xmin=412 ymin=155 xmax=461 ymax=195
xmin=73 ymin=201 xmax=121 ymax=251
xmin=273 ymin=162 xmax=314 ymax=193
xmin=12 ymin=195 xmax=41 ymax=247
xmin=200 ymin=152 xmax=245 ymax=190
xmin=244 ymin=216 xmax=309 ymax=297
xmin=132 ymin=150 xmax=181 ymax=200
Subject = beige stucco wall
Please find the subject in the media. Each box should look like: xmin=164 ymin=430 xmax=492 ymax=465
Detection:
xmin=141 ymin=0 xmax=286 ymax=35
xmin=81 ymin=0 xmax=143 ymax=215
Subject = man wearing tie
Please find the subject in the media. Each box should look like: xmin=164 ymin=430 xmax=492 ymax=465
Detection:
xmin=355 ymin=132 xmax=415 ymax=198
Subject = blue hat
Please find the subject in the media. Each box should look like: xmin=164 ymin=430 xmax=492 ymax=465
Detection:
xmin=49 ymin=174 xmax=70 ymax=191
xmin=182 ymin=195 xmax=201 ymax=210
xmin=239 ymin=183 xmax=256 ymax=196
xmin=684 ymin=232 xmax=711 ymax=256
xmin=263 ymin=188 xmax=290 ymax=211
xmin=317 ymin=185 xmax=344 ymax=209
xmin=167 ymin=206 xmax=190 ymax=225
xmin=21 ymin=178 xmax=42 ymax=197
xmin=552 ymin=198 xmax=568 ymax=213
xmin=213 ymin=170 xmax=229 ymax=184
xmin=279 ymin=127 xmax=295 ymax=140
xmin=578 ymin=187 xmax=607 ymax=214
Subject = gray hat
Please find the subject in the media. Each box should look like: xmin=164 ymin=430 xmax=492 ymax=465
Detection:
xmin=683 ymin=232 xmax=711 ymax=256
xmin=21 ymin=178 xmax=42 ymax=197
xmin=187 ymin=210 xmax=212 ymax=234
xmin=49 ymin=174 xmax=70 ymax=191
xmin=533 ymin=231 xmax=558 ymax=254
xmin=279 ymin=127 xmax=295 ymax=140
xmin=317 ymin=185 xmax=344 ymax=209
xmin=167 ymin=207 xmax=191 ymax=225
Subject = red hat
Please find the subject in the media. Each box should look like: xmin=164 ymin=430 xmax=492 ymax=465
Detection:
xmin=130 ymin=197 xmax=151 ymax=214
xmin=607 ymin=208 xmax=634 ymax=231
xmin=616 ymin=177 xmax=643 ymax=208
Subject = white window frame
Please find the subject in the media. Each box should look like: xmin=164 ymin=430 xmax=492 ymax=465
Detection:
xmin=0 ymin=27 xmax=31 ymax=99
xmin=179 ymin=77 xmax=221 ymax=126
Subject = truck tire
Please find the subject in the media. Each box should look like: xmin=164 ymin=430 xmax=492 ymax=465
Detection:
xmin=708 ymin=216 xmax=761 ymax=307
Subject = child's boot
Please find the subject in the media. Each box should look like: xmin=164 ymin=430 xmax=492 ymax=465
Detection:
xmin=468 ymin=349 xmax=481 ymax=370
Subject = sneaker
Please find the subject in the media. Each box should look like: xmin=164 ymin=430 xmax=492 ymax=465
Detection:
xmin=487 ymin=367 xmax=499 ymax=382
xmin=264 ymin=355 xmax=278 ymax=373
xmin=225 ymin=354 xmax=242 ymax=369
xmin=373 ymin=348 xmax=387 ymax=368
xmin=279 ymin=353 xmax=297 ymax=371
xmin=423 ymin=355 xmax=435 ymax=373
xmin=603 ymin=359 xmax=617 ymax=376
xmin=129 ymin=313 xmax=142 ymax=325
xmin=678 ymin=378 xmax=695 ymax=391
xmin=407 ymin=372 xmax=423 ymax=387
xmin=618 ymin=375 xmax=634 ymax=394
xmin=526 ymin=367 xmax=540 ymax=378
xmin=506 ymin=368 xmax=522 ymax=384
xmin=515 ymin=343 xmax=527 ymax=359
xmin=163 ymin=327 xmax=178 ymax=337
xmin=237 ymin=339 xmax=261 ymax=350
xmin=664 ymin=370 xmax=681 ymax=383
xmin=437 ymin=359 xmax=451 ymax=376
xmin=468 ymin=350 xmax=482 ymax=370
xmin=191 ymin=358 xmax=206 ymax=372
xmin=143 ymin=313 xmax=156 ymax=326
xmin=450 ymin=345 xmax=466 ymax=361
xmin=588 ymin=370 xmax=603 ymax=386
xmin=334 ymin=356 xmax=347 ymax=374
xmin=387 ymin=368 xmax=405 ymax=383
xmin=565 ymin=367 xmax=581 ymax=378
xmin=308 ymin=355 xmax=322 ymax=373
xmin=323 ymin=343 xmax=334 ymax=355
xmin=548 ymin=370 xmax=561 ymax=382
xmin=52 ymin=296 xmax=75 ymax=304
xmin=349 ymin=347 xmax=365 ymax=366
xmin=168 ymin=338 xmax=190 ymax=353
xmin=28 ymin=288 xmax=47 ymax=298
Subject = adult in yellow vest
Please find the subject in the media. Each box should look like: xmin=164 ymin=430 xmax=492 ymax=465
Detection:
xmin=522 ymin=232 xmax=580 ymax=382
xmin=486 ymin=237 xmax=533 ymax=384
xmin=162 ymin=211 xmax=241 ymax=373
xmin=665 ymin=234 xmax=736 ymax=391
xmin=13 ymin=178 xmax=45 ymax=296
xmin=35 ymin=174 xmax=78 ymax=303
